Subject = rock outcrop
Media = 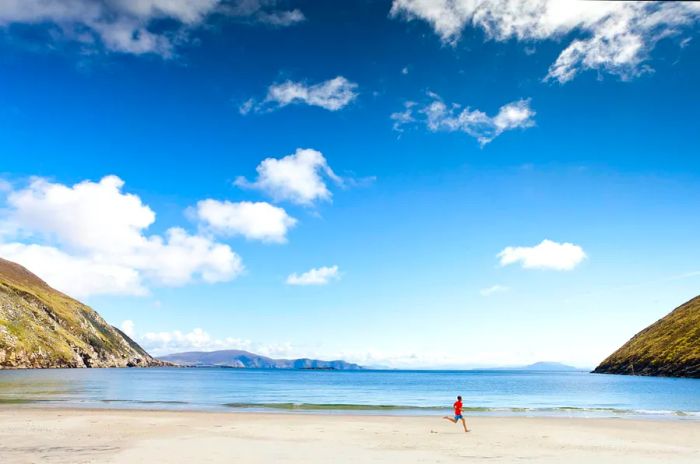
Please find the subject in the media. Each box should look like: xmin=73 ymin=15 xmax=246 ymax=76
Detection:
xmin=593 ymin=296 xmax=700 ymax=378
xmin=0 ymin=257 xmax=166 ymax=368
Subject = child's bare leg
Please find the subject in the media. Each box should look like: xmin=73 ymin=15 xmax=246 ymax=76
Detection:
xmin=460 ymin=418 xmax=469 ymax=432
xmin=442 ymin=416 xmax=457 ymax=423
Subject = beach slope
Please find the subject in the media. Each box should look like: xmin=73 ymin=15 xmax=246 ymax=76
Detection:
xmin=1 ymin=408 xmax=698 ymax=463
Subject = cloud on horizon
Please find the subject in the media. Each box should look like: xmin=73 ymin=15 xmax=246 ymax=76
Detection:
xmin=390 ymin=0 xmax=700 ymax=83
xmin=131 ymin=322 xmax=295 ymax=358
xmin=129 ymin=320 xmax=585 ymax=367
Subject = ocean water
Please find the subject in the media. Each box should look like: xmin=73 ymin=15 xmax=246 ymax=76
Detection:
xmin=1 ymin=368 xmax=699 ymax=419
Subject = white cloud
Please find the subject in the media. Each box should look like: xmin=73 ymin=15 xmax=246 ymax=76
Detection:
xmin=256 ymin=9 xmax=305 ymax=27
xmin=135 ymin=325 xmax=298 ymax=357
xmin=286 ymin=265 xmax=339 ymax=286
xmin=480 ymin=285 xmax=509 ymax=297
xmin=0 ymin=0 xmax=218 ymax=55
xmin=0 ymin=175 xmax=243 ymax=297
xmin=120 ymin=320 xmax=135 ymax=338
xmin=7 ymin=175 xmax=154 ymax=254
xmin=244 ymin=76 xmax=359 ymax=113
xmin=235 ymin=148 xmax=341 ymax=205
xmin=390 ymin=1 xmax=700 ymax=83
xmin=394 ymin=94 xmax=535 ymax=145
xmin=0 ymin=242 xmax=147 ymax=297
xmin=498 ymin=239 xmax=586 ymax=271
xmin=195 ymin=199 xmax=296 ymax=243
xmin=0 ymin=0 xmax=305 ymax=56
xmin=133 ymin=322 xmax=588 ymax=367
xmin=238 ymin=98 xmax=256 ymax=115
xmin=128 ymin=227 xmax=242 ymax=286
xmin=140 ymin=328 xmax=243 ymax=355
xmin=390 ymin=101 xmax=417 ymax=132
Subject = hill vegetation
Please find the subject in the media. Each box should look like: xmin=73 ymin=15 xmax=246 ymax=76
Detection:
xmin=0 ymin=257 xmax=164 ymax=368
xmin=594 ymin=296 xmax=700 ymax=378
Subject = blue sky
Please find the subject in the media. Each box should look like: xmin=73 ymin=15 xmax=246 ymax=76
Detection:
xmin=1 ymin=1 xmax=700 ymax=368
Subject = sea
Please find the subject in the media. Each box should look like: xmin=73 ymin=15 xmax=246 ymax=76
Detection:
xmin=1 ymin=368 xmax=699 ymax=419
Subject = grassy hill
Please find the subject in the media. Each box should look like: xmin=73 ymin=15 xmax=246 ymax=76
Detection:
xmin=0 ymin=257 xmax=164 ymax=368
xmin=593 ymin=296 xmax=700 ymax=378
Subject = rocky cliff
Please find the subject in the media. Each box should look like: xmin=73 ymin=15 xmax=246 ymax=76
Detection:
xmin=0 ymin=257 xmax=165 ymax=368
xmin=593 ymin=296 xmax=700 ymax=378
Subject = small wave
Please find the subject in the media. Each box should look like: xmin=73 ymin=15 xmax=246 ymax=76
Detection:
xmin=224 ymin=402 xmax=441 ymax=411
xmin=101 ymin=399 xmax=189 ymax=405
xmin=222 ymin=403 xmax=580 ymax=413
xmin=633 ymin=409 xmax=700 ymax=417
xmin=221 ymin=403 xmax=700 ymax=418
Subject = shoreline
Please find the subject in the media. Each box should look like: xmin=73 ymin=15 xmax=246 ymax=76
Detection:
xmin=4 ymin=403 xmax=697 ymax=418
xmin=3 ymin=401 xmax=699 ymax=421
xmin=1 ymin=407 xmax=699 ymax=463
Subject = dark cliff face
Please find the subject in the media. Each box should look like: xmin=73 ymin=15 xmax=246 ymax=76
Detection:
xmin=593 ymin=296 xmax=700 ymax=378
xmin=0 ymin=257 xmax=166 ymax=368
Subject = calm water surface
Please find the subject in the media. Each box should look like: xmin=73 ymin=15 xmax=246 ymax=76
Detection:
xmin=1 ymin=368 xmax=699 ymax=419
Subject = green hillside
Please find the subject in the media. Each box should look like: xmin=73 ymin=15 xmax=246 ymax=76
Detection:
xmin=594 ymin=296 xmax=700 ymax=378
xmin=0 ymin=257 xmax=164 ymax=368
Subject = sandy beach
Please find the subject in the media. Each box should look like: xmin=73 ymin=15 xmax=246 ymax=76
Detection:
xmin=1 ymin=408 xmax=698 ymax=463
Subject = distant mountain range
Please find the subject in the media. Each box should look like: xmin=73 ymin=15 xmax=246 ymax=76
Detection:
xmin=487 ymin=362 xmax=579 ymax=371
xmin=161 ymin=349 xmax=362 ymax=370
xmin=594 ymin=296 xmax=700 ymax=378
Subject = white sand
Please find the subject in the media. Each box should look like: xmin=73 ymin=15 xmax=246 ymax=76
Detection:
xmin=1 ymin=407 xmax=699 ymax=463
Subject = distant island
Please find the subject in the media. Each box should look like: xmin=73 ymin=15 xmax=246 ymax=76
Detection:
xmin=520 ymin=362 xmax=579 ymax=371
xmin=161 ymin=349 xmax=362 ymax=370
xmin=594 ymin=296 xmax=700 ymax=378
xmin=0 ymin=257 xmax=165 ymax=369
xmin=487 ymin=361 xmax=579 ymax=371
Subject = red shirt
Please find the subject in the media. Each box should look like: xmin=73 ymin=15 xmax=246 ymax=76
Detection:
xmin=454 ymin=400 xmax=463 ymax=415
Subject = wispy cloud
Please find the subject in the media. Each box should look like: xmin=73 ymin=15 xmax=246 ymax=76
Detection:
xmin=390 ymin=1 xmax=700 ymax=83
xmin=0 ymin=0 xmax=305 ymax=56
xmin=393 ymin=94 xmax=535 ymax=146
xmin=241 ymin=76 xmax=359 ymax=114
xmin=256 ymin=9 xmax=305 ymax=27
xmin=390 ymin=101 xmax=417 ymax=132
xmin=480 ymin=285 xmax=509 ymax=297
xmin=286 ymin=265 xmax=340 ymax=286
